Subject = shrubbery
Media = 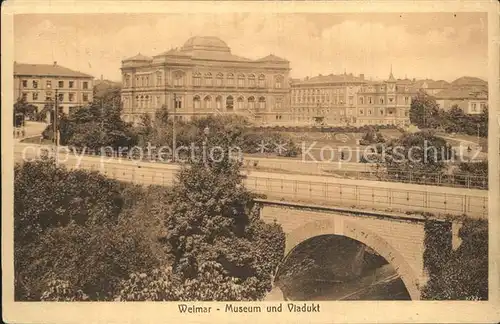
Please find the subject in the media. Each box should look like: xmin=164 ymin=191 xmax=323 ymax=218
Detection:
xmin=422 ymin=218 xmax=488 ymax=300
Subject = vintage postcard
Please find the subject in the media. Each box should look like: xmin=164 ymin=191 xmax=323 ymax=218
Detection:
xmin=2 ymin=0 xmax=499 ymax=323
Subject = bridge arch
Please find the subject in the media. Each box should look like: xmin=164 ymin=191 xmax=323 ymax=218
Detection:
xmin=275 ymin=218 xmax=421 ymax=300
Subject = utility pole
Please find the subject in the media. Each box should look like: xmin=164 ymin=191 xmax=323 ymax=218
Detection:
xmin=172 ymin=93 xmax=177 ymax=162
xmin=54 ymin=88 xmax=59 ymax=163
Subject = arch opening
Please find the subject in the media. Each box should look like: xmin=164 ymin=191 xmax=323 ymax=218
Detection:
xmin=273 ymin=234 xmax=413 ymax=301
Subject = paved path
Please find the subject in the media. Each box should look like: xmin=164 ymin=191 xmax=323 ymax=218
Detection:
xmin=13 ymin=142 xmax=488 ymax=219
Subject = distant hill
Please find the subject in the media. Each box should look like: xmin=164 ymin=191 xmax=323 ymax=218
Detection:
xmin=450 ymin=76 xmax=487 ymax=88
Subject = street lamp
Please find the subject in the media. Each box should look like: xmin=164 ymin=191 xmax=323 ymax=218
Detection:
xmin=46 ymin=83 xmax=59 ymax=149
xmin=172 ymin=93 xmax=179 ymax=162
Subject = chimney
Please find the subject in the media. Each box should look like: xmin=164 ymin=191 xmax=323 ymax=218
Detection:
xmin=359 ymin=74 xmax=364 ymax=80
xmin=101 ymin=74 xmax=103 ymax=80
xmin=53 ymin=61 xmax=57 ymax=66
xmin=319 ymin=73 xmax=322 ymax=76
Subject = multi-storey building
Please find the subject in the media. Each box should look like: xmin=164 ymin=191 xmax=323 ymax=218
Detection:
xmin=14 ymin=61 xmax=94 ymax=121
xmin=120 ymin=36 xmax=291 ymax=125
xmin=290 ymin=70 xmax=414 ymax=127
xmin=434 ymin=88 xmax=488 ymax=115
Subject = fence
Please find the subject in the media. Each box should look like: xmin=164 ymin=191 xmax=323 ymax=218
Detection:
xmin=16 ymin=144 xmax=488 ymax=190
xmin=14 ymin=152 xmax=487 ymax=219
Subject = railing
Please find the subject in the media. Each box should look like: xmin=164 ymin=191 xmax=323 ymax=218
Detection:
xmin=14 ymin=151 xmax=488 ymax=219
xmin=16 ymin=143 xmax=489 ymax=190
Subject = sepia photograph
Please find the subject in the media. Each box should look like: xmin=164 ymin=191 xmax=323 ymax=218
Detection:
xmin=2 ymin=1 xmax=499 ymax=323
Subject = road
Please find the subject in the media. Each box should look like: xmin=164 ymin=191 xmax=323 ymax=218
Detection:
xmin=13 ymin=142 xmax=488 ymax=219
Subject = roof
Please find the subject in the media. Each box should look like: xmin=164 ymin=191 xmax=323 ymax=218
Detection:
xmin=123 ymin=53 xmax=153 ymax=62
xmin=434 ymin=88 xmax=488 ymax=100
xmin=295 ymin=73 xmax=366 ymax=85
xmin=182 ymin=36 xmax=230 ymax=52
xmin=255 ymin=54 xmax=289 ymax=63
xmin=14 ymin=62 xmax=93 ymax=78
xmin=126 ymin=36 xmax=290 ymax=65
xmin=451 ymin=76 xmax=487 ymax=88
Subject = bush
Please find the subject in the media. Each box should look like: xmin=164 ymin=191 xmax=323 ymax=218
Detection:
xmin=422 ymin=219 xmax=488 ymax=300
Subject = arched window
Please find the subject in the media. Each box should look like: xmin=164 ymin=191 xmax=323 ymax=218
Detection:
xmin=216 ymin=96 xmax=222 ymax=110
xmin=237 ymin=96 xmax=244 ymax=110
xmin=135 ymin=77 xmax=140 ymax=87
xmin=135 ymin=95 xmax=139 ymax=108
xmin=173 ymin=71 xmax=184 ymax=87
xmin=193 ymin=95 xmax=201 ymax=110
xmin=216 ymin=73 xmax=223 ymax=87
xmin=360 ymin=97 xmax=364 ymax=104
xmin=124 ymin=75 xmax=131 ymax=88
xmin=275 ymin=98 xmax=282 ymax=110
xmin=193 ymin=72 xmax=201 ymax=86
xmin=368 ymin=109 xmax=372 ymax=115
xmin=258 ymin=97 xmax=266 ymax=110
xmin=226 ymin=96 xmax=234 ymax=111
xmin=248 ymin=74 xmax=256 ymax=87
xmin=238 ymin=74 xmax=245 ymax=87
xmin=145 ymin=95 xmax=149 ymax=109
xmin=248 ymin=96 xmax=255 ymax=110
xmin=156 ymin=72 xmax=162 ymax=87
xmin=274 ymin=75 xmax=283 ymax=89
xmin=140 ymin=95 xmax=144 ymax=108
xmin=380 ymin=97 xmax=384 ymax=104
xmin=258 ymin=74 xmax=265 ymax=87
xmin=227 ymin=73 xmax=234 ymax=86
xmin=204 ymin=73 xmax=212 ymax=86
xmin=204 ymin=96 xmax=212 ymax=110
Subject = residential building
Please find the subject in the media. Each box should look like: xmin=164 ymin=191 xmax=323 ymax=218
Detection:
xmin=411 ymin=79 xmax=450 ymax=95
xmin=120 ymin=36 xmax=291 ymax=125
xmin=14 ymin=61 xmax=94 ymax=121
xmin=290 ymin=70 xmax=414 ymax=126
xmin=434 ymin=88 xmax=488 ymax=115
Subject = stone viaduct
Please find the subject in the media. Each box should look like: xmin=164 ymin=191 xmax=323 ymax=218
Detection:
xmin=256 ymin=199 xmax=461 ymax=301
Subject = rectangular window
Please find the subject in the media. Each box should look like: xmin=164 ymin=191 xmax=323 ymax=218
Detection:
xmin=82 ymin=93 xmax=89 ymax=102
xmin=404 ymin=97 xmax=409 ymax=104
xmin=22 ymin=80 xmax=28 ymax=87
xmin=83 ymin=81 xmax=88 ymax=89
xmin=46 ymin=80 xmax=52 ymax=88
xmin=33 ymin=92 xmax=39 ymax=100
xmin=58 ymin=81 xmax=64 ymax=88
xmin=22 ymin=92 xmax=28 ymax=101
xmin=58 ymin=93 xmax=64 ymax=102
xmin=69 ymin=81 xmax=74 ymax=88
xmin=69 ymin=93 xmax=75 ymax=102
xmin=32 ymin=80 xmax=38 ymax=88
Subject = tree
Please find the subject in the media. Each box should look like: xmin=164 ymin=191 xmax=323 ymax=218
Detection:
xmin=376 ymin=131 xmax=451 ymax=181
xmin=410 ymin=90 xmax=441 ymax=129
xmin=422 ymin=219 xmax=488 ymax=300
xmin=14 ymin=161 xmax=169 ymax=300
xmin=117 ymin=143 xmax=285 ymax=301
xmin=14 ymin=97 xmax=37 ymax=126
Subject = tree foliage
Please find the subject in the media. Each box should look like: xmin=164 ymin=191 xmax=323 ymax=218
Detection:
xmin=422 ymin=219 xmax=488 ymax=300
xmin=14 ymin=161 xmax=165 ymax=301
xmin=409 ymin=90 xmax=441 ymax=129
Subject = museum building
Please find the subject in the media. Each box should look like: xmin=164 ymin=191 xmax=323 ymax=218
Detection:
xmin=120 ymin=36 xmax=291 ymax=125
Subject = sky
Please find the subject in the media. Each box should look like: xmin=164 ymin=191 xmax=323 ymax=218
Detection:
xmin=14 ymin=12 xmax=488 ymax=82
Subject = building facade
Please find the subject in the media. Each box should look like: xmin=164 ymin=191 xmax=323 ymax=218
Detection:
xmin=14 ymin=61 xmax=94 ymax=120
xmin=290 ymin=71 xmax=413 ymax=126
xmin=434 ymin=88 xmax=488 ymax=115
xmin=120 ymin=36 xmax=291 ymax=125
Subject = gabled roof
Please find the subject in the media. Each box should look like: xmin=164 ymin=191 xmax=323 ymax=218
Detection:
xmin=297 ymin=73 xmax=366 ymax=85
xmin=434 ymin=88 xmax=488 ymax=100
xmin=255 ymin=54 xmax=289 ymax=63
xmin=14 ymin=62 xmax=93 ymax=78
xmin=123 ymin=53 xmax=153 ymax=62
